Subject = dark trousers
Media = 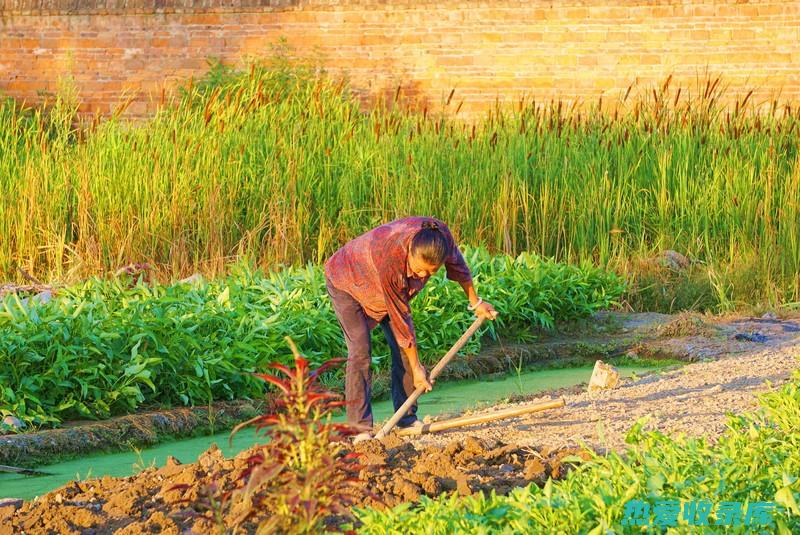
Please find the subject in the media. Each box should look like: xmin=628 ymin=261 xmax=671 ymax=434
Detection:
xmin=326 ymin=279 xmax=418 ymax=430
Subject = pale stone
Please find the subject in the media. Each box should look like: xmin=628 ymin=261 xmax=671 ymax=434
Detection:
xmin=588 ymin=360 xmax=620 ymax=393
xmin=179 ymin=273 xmax=204 ymax=284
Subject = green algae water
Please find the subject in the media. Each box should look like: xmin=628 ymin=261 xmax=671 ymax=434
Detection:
xmin=0 ymin=365 xmax=659 ymax=501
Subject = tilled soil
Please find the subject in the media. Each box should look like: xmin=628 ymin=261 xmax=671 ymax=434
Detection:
xmin=350 ymin=434 xmax=588 ymax=508
xmin=0 ymin=436 xmax=588 ymax=534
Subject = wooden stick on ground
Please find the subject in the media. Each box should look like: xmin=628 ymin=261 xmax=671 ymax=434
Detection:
xmin=397 ymin=398 xmax=566 ymax=436
xmin=374 ymin=317 xmax=486 ymax=440
xmin=0 ymin=464 xmax=53 ymax=476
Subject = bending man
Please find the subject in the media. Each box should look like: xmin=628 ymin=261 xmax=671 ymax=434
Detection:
xmin=324 ymin=217 xmax=498 ymax=442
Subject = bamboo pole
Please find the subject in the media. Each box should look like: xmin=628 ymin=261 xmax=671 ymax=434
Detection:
xmin=0 ymin=464 xmax=53 ymax=476
xmin=397 ymin=398 xmax=566 ymax=437
xmin=374 ymin=317 xmax=486 ymax=439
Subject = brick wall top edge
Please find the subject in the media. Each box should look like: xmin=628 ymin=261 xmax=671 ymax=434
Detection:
xmin=0 ymin=0 xmax=780 ymax=17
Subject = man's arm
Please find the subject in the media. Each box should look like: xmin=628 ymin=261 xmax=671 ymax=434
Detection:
xmin=400 ymin=344 xmax=432 ymax=392
xmin=380 ymin=272 xmax=433 ymax=392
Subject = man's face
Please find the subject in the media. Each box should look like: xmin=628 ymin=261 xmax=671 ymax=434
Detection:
xmin=408 ymin=253 xmax=441 ymax=279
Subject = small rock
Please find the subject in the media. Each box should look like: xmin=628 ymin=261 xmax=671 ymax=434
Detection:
xmin=197 ymin=445 xmax=223 ymax=469
xmin=588 ymin=360 xmax=620 ymax=393
xmin=1 ymin=415 xmax=25 ymax=430
xmin=498 ymin=463 xmax=516 ymax=473
xmin=523 ymin=459 xmax=547 ymax=482
xmin=443 ymin=441 xmax=462 ymax=457
xmin=761 ymin=311 xmax=778 ymax=320
xmin=420 ymin=476 xmax=441 ymax=495
xmin=462 ymin=436 xmax=486 ymax=455
xmin=0 ymin=498 xmax=22 ymax=524
xmin=393 ymin=478 xmax=421 ymax=501
xmin=455 ymin=474 xmax=472 ymax=496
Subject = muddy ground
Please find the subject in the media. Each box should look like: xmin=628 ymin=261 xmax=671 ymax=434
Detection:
xmin=2 ymin=312 xmax=799 ymax=533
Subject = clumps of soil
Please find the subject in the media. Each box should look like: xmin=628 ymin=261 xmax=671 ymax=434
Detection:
xmin=3 ymin=444 xmax=252 ymax=535
xmin=351 ymin=435 xmax=591 ymax=508
xmin=2 ymin=437 xmax=591 ymax=534
xmin=654 ymin=313 xmax=720 ymax=338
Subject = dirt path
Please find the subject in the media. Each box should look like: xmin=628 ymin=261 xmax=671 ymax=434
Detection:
xmin=411 ymin=314 xmax=800 ymax=452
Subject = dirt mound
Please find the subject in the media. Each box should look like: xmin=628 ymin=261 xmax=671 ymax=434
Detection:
xmin=1 ymin=437 xmax=588 ymax=534
xmin=654 ymin=313 xmax=720 ymax=338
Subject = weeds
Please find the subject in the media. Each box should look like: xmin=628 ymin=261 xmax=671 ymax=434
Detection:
xmin=1 ymin=59 xmax=799 ymax=308
xmin=130 ymin=443 xmax=155 ymax=474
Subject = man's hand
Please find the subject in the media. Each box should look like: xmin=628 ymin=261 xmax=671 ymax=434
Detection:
xmin=412 ymin=363 xmax=433 ymax=392
xmin=474 ymin=300 xmax=499 ymax=320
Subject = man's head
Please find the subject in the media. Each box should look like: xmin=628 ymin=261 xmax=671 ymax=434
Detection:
xmin=408 ymin=220 xmax=448 ymax=278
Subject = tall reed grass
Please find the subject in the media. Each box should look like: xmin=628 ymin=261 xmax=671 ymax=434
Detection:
xmin=1 ymin=55 xmax=798 ymax=309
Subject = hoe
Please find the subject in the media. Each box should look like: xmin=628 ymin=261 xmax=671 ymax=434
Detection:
xmin=374 ymin=317 xmax=566 ymax=440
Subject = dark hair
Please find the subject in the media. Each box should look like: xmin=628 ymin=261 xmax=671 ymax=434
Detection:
xmin=410 ymin=220 xmax=449 ymax=265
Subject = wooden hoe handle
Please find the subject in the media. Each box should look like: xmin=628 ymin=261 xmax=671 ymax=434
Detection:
xmin=374 ymin=316 xmax=485 ymax=439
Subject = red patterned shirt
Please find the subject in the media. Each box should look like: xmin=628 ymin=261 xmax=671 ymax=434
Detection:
xmin=324 ymin=217 xmax=472 ymax=348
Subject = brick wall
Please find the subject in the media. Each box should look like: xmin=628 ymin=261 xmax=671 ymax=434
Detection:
xmin=1 ymin=0 xmax=799 ymax=116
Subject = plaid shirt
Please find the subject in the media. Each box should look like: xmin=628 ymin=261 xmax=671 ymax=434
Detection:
xmin=324 ymin=217 xmax=472 ymax=348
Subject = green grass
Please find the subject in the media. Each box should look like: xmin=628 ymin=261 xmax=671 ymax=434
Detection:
xmin=355 ymin=368 xmax=800 ymax=534
xmin=1 ymin=55 xmax=799 ymax=310
xmin=0 ymin=247 xmax=623 ymax=427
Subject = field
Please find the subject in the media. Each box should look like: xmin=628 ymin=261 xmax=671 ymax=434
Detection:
xmin=1 ymin=57 xmax=799 ymax=534
xmin=3 ymin=314 xmax=800 ymax=533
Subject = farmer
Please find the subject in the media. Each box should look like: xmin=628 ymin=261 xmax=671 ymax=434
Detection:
xmin=324 ymin=216 xmax=498 ymax=442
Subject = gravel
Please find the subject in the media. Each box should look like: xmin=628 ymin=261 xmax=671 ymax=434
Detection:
xmin=410 ymin=316 xmax=800 ymax=452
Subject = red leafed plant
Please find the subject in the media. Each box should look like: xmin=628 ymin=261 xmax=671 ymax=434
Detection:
xmin=183 ymin=338 xmax=364 ymax=534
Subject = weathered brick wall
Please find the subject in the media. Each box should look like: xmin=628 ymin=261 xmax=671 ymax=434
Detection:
xmin=1 ymin=0 xmax=799 ymax=116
